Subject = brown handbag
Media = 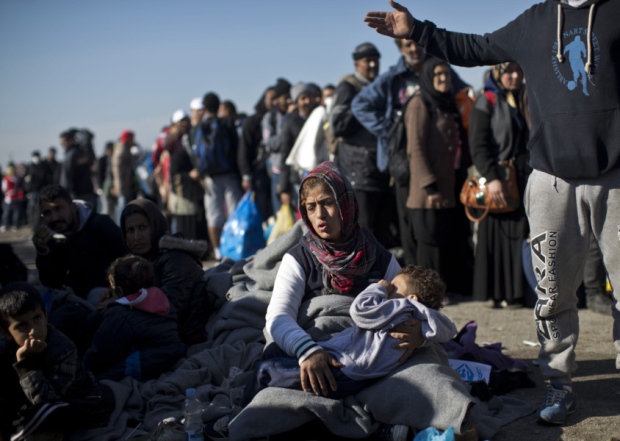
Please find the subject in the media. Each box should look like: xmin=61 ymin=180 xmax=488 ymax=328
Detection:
xmin=459 ymin=159 xmax=520 ymax=222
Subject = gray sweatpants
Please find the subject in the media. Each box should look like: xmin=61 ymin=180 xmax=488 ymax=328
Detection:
xmin=525 ymin=169 xmax=620 ymax=385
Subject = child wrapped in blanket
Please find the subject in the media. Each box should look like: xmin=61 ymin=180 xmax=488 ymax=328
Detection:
xmin=252 ymin=264 xmax=457 ymax=398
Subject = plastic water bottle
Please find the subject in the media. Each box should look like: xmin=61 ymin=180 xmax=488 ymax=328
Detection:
xmin=184 ymin=388 xmax=204 ymax=441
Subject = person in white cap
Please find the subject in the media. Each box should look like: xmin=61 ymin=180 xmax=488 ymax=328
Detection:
xmin=167 ymin=109 xmax=207 ymax=242
xmin=189 ymin=97 xmax=205 ymax=131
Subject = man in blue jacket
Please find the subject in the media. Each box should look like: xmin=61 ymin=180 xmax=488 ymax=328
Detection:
xmin=364 ymin=0 xmax=620 ymax=426
xmin=351 ymin=38 xmax=468 ymax=266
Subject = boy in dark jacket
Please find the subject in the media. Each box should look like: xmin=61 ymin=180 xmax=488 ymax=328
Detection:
xmin=84 ymin=255 xmax=186 ymax=381
xmin=0 ymin=282 xmax=108 ymax=440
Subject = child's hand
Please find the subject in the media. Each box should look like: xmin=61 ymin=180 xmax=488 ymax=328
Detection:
xmin=96 ymin=288 xmax=117 ymax=310
xmin=97 ymin=297 xmax=116 ymax=310
xmin=378 ymin=279 xmax=394 ymax=294
xmin=16 ymin=338 xmax=47 ymax=362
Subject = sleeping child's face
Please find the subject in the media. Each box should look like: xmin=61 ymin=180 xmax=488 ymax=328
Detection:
xmin=385 ymin=275 xmax=418 ymax=302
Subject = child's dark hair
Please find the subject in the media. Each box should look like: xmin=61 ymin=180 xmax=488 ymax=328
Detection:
xmin=397 ymin=265 xmax=446 ymax=310
xmin=0 ymin=282 xmax=46 ymax=330
xmin=107 ymin=255 xmax=156 ymax=296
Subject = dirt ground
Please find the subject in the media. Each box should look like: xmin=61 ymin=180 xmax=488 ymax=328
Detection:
xmin=4 ymin=227 xmax=620 ymax=441
xmin=443 ymin=299 xmax=620 ymax=441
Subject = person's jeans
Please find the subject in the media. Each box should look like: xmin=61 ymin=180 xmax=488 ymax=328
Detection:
xmin=1 ymin=202 xmax=20 ymax=229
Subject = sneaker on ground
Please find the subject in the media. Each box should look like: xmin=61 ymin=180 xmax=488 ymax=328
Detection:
xmin=204 ymin=414 xmax=233 ymax=440
xmin=537 ymin=382 xmax=576 ymax=425
xmin=377 ymin=424 xmax=411 ymax=441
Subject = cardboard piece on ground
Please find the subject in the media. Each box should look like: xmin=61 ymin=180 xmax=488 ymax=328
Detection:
xmin=449 ymin=359 xmax=492 ymax=384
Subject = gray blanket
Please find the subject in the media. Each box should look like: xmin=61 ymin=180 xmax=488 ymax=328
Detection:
xmin=75 ymin=220 xmax=534 ymax=440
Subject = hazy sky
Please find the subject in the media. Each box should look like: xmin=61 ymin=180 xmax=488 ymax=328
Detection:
xmin=0 ymin=0 xmax=540 ymax=167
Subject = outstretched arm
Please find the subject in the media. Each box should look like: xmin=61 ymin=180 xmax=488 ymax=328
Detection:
xmin=366 ymin=0 xmax=520 ymax=68
xmin=364 ymin=0 xmax=415 ymax=38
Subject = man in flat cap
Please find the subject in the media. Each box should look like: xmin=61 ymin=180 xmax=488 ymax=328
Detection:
xmin=329 ymin=43 xmax=396 ymax=249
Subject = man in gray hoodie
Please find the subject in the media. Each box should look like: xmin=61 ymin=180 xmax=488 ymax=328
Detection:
xmin=364 ymin=0 xmax=620 ymax=425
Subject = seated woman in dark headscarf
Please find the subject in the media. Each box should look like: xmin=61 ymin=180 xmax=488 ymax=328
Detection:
xmin=120 ymin=199 xmax=211 ymax=344
xmin=205 ymin=162 xmax=425 ymax=440
xmin=265 ymin=161 xmax=413 ymax=392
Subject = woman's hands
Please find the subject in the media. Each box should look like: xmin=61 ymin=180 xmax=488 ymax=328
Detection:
xmin=426 ymin=193 xmax=448 ymax=209
xmin=487 ymin=179 xmax=508 ymax=207
xmin=390 ymin=318 xmax=424 ymax=362
xmin=300 ymin=349 xmax=343 ymax=396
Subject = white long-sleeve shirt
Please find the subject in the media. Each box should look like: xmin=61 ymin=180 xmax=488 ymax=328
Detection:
xmin=265 ymin=247 xmax=401 ymax=364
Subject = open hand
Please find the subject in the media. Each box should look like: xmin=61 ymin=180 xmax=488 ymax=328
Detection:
xmin=300 ymin=350 xmax=342 ymax=396
xmin=364 ymin=0 xmax=415 ymax=39
xmin=390 ymin=318 xmax=424 ymax=362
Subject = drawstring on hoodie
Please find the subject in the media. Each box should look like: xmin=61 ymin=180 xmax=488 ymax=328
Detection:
xmin=556 ymin=4 xmax=564 ymax=63
xmin=556 ymin=3 xmax=597 ymax=84
xmin=584 ymin=4 xmax=595 ymax=79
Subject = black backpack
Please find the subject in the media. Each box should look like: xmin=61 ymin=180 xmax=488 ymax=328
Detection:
xmin=385 ymin=96 xmax=414 ymax=187
xmin=324 ymin=75 xmax=366 ymax=155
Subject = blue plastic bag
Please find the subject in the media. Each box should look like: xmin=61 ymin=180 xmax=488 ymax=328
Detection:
xmin=414 ymin=427 xmax=455 ymax=441
xmin=220 ymin=192 xmax=266 ymax=260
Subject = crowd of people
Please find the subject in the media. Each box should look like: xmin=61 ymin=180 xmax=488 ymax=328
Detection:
xmin=0 ymin=0 xmax=619 ymax=438
xmin=1 ymin=42 xmax=544 ymax=306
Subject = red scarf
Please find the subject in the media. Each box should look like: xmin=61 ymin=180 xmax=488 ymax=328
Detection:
xmin=300 ymin=162 xmax=377 ymax=295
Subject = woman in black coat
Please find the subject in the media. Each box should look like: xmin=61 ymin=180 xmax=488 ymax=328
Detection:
xmin=468 ymin=63 xmax=530 ymax=307
xmin=120 ymin=198 xmax=212 ymax=343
